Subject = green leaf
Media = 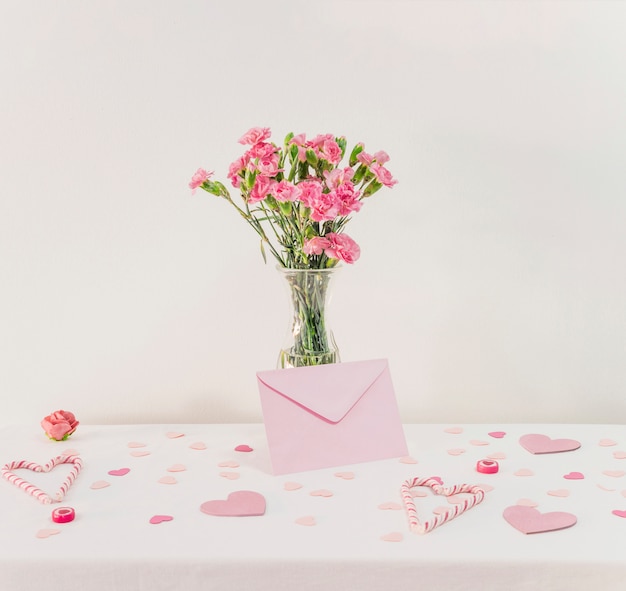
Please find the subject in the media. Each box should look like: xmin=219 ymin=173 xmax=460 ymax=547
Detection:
xmin=305 ymin=148 xmax=318 ymax=167
xmin=363 ymin=179 xmax=383 ymax=197
xmin=349 ymin=143 xmax=364 ymax=167
xmin=284 ymin=132 xmax=294 ymax=146
xmin=352 ymin=164 xmax=366 ymax=184
xmin=259 ymin=239 xmax=267 ymax=264
xmin=336 ymin=136 xmax=347 ymax=160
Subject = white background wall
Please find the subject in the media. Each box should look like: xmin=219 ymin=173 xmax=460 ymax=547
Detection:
xmin=1 ymin=1 xmax=625 ymax=426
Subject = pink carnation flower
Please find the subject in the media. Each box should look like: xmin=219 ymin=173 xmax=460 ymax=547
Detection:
xmin=356 ymin=151 xmax=374 ymax=166
xmin=324 ymin=232 xmax=361 ymax=264
xmin=370 ymin=163 xmax=397 ymax=187
xmin=321 ymin=139 xmax=342 ymax=165
xmin=373 ymin=150 xmax=390 ymax=165
xmin=273 ymin=180 xmax=301 ymax=203
xmin=335 ymin=182 xmax=362 ymax=216
xmin=256 ymin=154 xmax=281 ymax=177
xmin=248 ymin=141 xmax=276 ymax=159
xmin=248 ymin=175 xmax=275 ymax=204
xmin=238 ymin=126 xmax=271 ymax=145
xmin=189 ymin=168 xmax=213 ymax=191
xmin=323 ymin=167 xmax=354 ymax=189
xmin=303 ymin=236 xmax=331 ymax=256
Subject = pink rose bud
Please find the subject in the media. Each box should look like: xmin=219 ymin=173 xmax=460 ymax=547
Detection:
xmin=41 ymin=410 xmax=79 ymax=441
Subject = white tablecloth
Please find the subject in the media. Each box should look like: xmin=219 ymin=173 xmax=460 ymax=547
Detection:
xmin=1 ymin=423 xmax=625 ymax=590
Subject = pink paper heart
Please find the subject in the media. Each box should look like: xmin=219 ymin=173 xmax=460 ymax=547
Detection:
xmin=488 ymin=431 xmax=506 ymax=439
xmin=36 ymin=528 xmax=61 ymax=539
xmin=62 ymin=449 xmax=80 ymax=456
xmin=487 ymin=452 xmax=506 ymax=460
xmin=444 ymin=427 xmax=463 ymax=434
xmin=235 ymin=444 xmax=253 ymax=452
xmin=469 ymin=440 xmax=489 ymax=446
xmin=516 ymin=498 xmax=539 ymax=507
xmin=430 ymin=476 xmax=444 ymax=485
xmin=599 ymin=439 xmax=617 ymax=447
xmin=514 ymin=468 xmax=534 ymax=477
xmin=399 ymin=456 xmax=418 ymax=464
xmin=432 ymin=506 xmax=449 ymax=515
xmin=563 ymin=472 xmax=584 ymax=480
xmin=165 ymin=432 xmax=185 ymax=438
xmin=547 ymin=489 xmax=570 ymax=497
xmin=613 ymin=510 xmax=626 ymax=518
xmin=603 ymin=470 xmax=626 ymax=478
xmin=158 ymin=476 xmax=177 ymax=485
xmin=295 ymin=515 xmax=316 ymax=526
xmin=378 ymin=502 xmax=402 ymax=510
xmin=613 ymin=451 xmax=626 ymax=459
xmin=476 ymin=483 xmax=494 ymax=492
xmin=519 ymin=434 xmax=581 ymax=455
xmin=598 ymin=484 xmax=616 ymax=492
xmin=127 ymin=442 xmax=146 ymax=448
xmin=189 ymin=442 xmax=206 ymax=450
xmin=130 ymin=450 xmax=150 ymax=457
xmin=219 ymin=471 xmax=240 ymax=480
xmin=310 ymin=489 xmax=333 ymax=497
xmin=108 ymin=468 xmax=130 ymax=476
xmin=334 ymin=471 xmax=355 ymax=480
xmin=447 ymin=448 xmax=466 ymax=456
xmin=167 ymin=464 xmax=186 ymax=472
xmin=200 ymin=490 xmax=266 ymax=517
xmin=149 ymin=515 xmax=173 ymax=525
xmin=90 ymin=480 xmax=110 ymax=489
xmin=503 ymin=505 xmax=576 ymax=534
xmin=412 ymin=489 xmax=428 ymax=497
xmin=622 ymin=490 xmax=626 ymax=497
xmin=283 ymin=481 xmax=302 ymax=491
xmin=218 ymin=460 xmax=240 ymax=468
xmin=381 ymin=532 xmax=403 ymax=542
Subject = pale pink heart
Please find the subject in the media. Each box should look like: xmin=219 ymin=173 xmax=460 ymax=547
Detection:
xmin=519 ymin=433 xmax=581 ymax=455
xmin=469 ymin=440 xmax=489 ymax=446
xmin=503 ymin=505 xmax=577 ymax=534
xmin=514 ymin=468 xmax=534 ymax=477
xmin=622 ymin=490 xmax=626 ymax=497
xmin=334 ymin=471 xmax=355 ymax=480
xmin=200 ymin=490 xmax=266 ymax=516
xmin=447 ymin=494 xmax=471 ymax=504
xmin=167 ymin=464 xmax=186 ymax=472
xmin=487 ymin=452 xmax=506 ymax=460
xmin=488 ymin=431 xmax=506 ymax=439
xmin=412 ymin=489 xmax=428 ymax=497
xmin=516 ymin=498 xmax=539 ymax=507
xmin=447 ymin=448 xmax=466 ymax=456
xmin=218 ymin=460 xmax=240 ymax=468
xmin=36 ymin=528 xmax=61 ymax=539
xmin=432 ymin=506 xmax=449 ymax=515
xmin=235 ymin=444 xmax=253 ymax=452
xmin=399 ymin=456 xmax=418 ymax=464
xmin=283 ymin=481 xmax=302 ymax=491
xmin=90 ymin=480 xmax=110 ymax=490
xmin=476 ymin=483 xmax=494 ymax=492
xmin=381 ymin=532 xmax=403 ymax=542
xmin=563 ymin=472 xmax=584 ymax=480
xmin=189 ymin=442 xmax=207 ymax=450
xmin=130 ymin=450 xmax=151 ymax=457
xmin=108 ymin=468 xmax=130 ymax=476
xmin=310 ymin=489 xmax=333 ymax=497
xmin=158 ymin=476 xmax=177 ymax=485
xmin=547 ymin=489 xmax=570 ymax=497
xmin=166 ymin=432 xmax=185 ymax=439
xmin=599 ymin=439 xmax=617 ymax=447
xmin=62 ymin=449 xmax=80 ymax=456
xmin=219 ymin=471 xmax=240 ymax=480
xmin=612 ymin=510 xmax=626 ymax=518
xmin=597 ymin=484 xmax=616 ymax=492
xmin=378 ymin=502 xmax=402 ymax=510
xmin=430 ymin=476 xmax=444 ymax=485
xmin=444 ymin=427 xmax=463 ymax=434
xmin=149 ymin=515 xmax=173 ymax=524
xmin=127 ymin=442 xmax=146 ymax=448
xmin=295 ymin=515 xmax=316 ymax=526
xmin=613 ymin=451 xmax=626 ymax=459
xmin=603 ymin=470 xmax=625 ymax=478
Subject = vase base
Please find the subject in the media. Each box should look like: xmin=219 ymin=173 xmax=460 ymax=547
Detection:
xmin=278 ymin=349 xmax=340 ymax=369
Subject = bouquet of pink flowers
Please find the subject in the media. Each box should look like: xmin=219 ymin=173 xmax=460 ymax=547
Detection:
xmin=189 ymin=127 xmax=396 ymax=269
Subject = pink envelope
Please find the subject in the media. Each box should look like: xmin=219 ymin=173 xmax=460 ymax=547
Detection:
xmin=257 ymin=358 xmax=408 ymax=475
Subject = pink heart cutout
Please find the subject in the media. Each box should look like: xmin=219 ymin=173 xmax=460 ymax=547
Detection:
xmin=219 ymin=471 xmax=240 ymax=480
xmin=334 ymin=471 xmax=355 ymax=480
xmin=165 ymin=432 xmax=185 ymax=439
xmin=447 ymin=448 xmax=466 ymax=456
xmin=514 ymin=468 xmax=534 ymax=477
xmin=603 ymin=470 xmax=625 ymax=478
xmin=378 ymin=502 xmax=402 ymax=510
xmin=295 ymin=515 xmax=316 ymax=526
xmin=108 ymin=468 xmax=130 ymax=476
xmin=189 ymin=442 xmax=206 ymax=450
xmin=235 ymin=444 xmax=253 ymax=452
xmin=127 ymin=442 xmax=146 ymax=448
xmin=613 ymin=451 xmax=626 ymax=459
xmin=488 ymin=431 xmax=506 ymax=439
xmin=399 ymin=456 xmax=418 ymax=464
xmin=444 ymin=427 xmax=463 ymax=434
xmin=90 ymin=480 xmax=110 ymax=490
xmin=599 ymin=438 xmax=617 ymax=447
xmin=149 ymin=515 xmax=173 ymax=524
xmin=158 ymin=476 xmax=177 ymax=485
xmin=310 ymin=489 xmax=333 ymax=497
xmin=547 ymin=489 xmax=570 ymax=497
xmin=200 ymin=490 xmax=266 ymax=517
xmin=487 ymin=452 xmax=506 ymax=460
xmin=130 ymin=450 xmax=151 ymax=457
xmin=516 ymin=498 xmax=539 ymax=507
xmin=563 ymin=472 xmax=584 ymax=480
xmin=36 ymin=528 xmax=61 ymax=539
xmin=167 ymin=464 xmax=186 ymax=472
xmin=503 ymin=505 xmax=577 ymax=534
xmin=519 ymin=434 xmax=581 ymax=455
xmin=381 ymin=532 xmax=403 ymax=542
xmin=469 ymin=440 xmax=489 ymax=446
xmin=612 ymin=510 xmax=626 ymax=518
xmin=283 ymin=481 xmax=302 ymax=491
xmin=218 ymin=460 xmax=240 ymax=468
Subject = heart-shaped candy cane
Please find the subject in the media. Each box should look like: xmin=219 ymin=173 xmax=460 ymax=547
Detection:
xmin=1 ymin=455 xmax=83 ymax=504
xmin=401 ymin=476 xmax=485 ymax=534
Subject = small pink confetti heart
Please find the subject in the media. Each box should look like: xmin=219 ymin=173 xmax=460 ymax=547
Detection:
xmin=447 ymin=448 xmax=466 ymax=456
xmin=310 ymin=489 xmax=333 ymax=497
xmin=36 ymin=528 xmax=61 ymax=539
xmin=130 ymin=450 xmax=151 ymax=457
xmin=444 ymin=427 xmax=463 ymax=434
xmin=514 ymin=469 xmax=534 ymax=477
xmin=295 ymin=515 xmax=316 ymax=526
xmin=62 ymin=449 xmax=80 ymax=456
xmin=469 ymin=440 xmax=489 ymax=446
xmin=381 ymin=532 xmax=403 ymax=542
xmin=516 ymin=498 xmax=539 ymax=507
xmin=189 ymin=442 xmax=206 ymax=450
xmin=563 ymin=472 xmax=584 ymax=480
xmin=167 ymin=464 xmax=186 ymax=472
xmin=378 ymin=502 xmax=402 ymax=510
xmin=90 ymin=480 xmax=110 ymax=490
xmin=598 ymin=484 xmax=616 ymax=492
xmin=613 ymin=451 xmax=626 ymax=459
xmin=399 ymin=456 xmax=418 ymax=464
xmin=108 ymin=468 xmax=130 ymax=476
xmin=603 ymin=470 xmax=625 ymax=478
xmin=599 ymin=439 xmax=617 ymax=447
xmin=158 ymin=476 xmax=177 ymax=485
xmin=149 ymin=515 xmax=173 ymax=524
xmin=432 ymin=506 xmax=449 ymax=515
xmin=218 ymin=460 xmax=240 ymax=468
xmin=488 ymin=431 xmax=506 ymax=439
xmin=219 ymin=471 xmax=240 ymax=480
xmin=334 ymin=471 xmax=355 ymax=480
xmin=127 ymin=442 xmax=146 ymax=448
xmin=411 ymin=489 xmax=428 ymax=498
xmin=487 ymin=452 xmax=507 ymax=460
xmin=611 ymin=510 xmax=626 ymax=518
xmin=284 ymin=482 xmax=303 ymax=491
xmin=235 ymin=444 xmax=253 ymax=452
xmin=166 ymin=432 xmax=185 ymax=438
xmin=430 ymin=476 xmax=444 ymax=485
xmin=622 ymin=490 xmax=626 ymax=498
xmin=547 ymin=489 xmax=570 ymax=497
xmin=476 ymin=483 xmax=494 ymax=492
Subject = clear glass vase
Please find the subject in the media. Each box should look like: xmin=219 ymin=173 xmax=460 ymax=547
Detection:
xmin=277 ymin=266 xmax=340 ymax=369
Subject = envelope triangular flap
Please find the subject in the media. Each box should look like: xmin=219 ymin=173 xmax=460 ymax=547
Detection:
xmin=256 ymin=359 xmax=389 ymax=424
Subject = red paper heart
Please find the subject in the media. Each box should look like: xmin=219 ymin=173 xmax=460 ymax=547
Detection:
xmin=519 ymin=434 xmax=581 ymax=455
xmin=234 ymin=444 xmax=253 ymax=452
xmin=503 ymin=505 xmax=577 ymax=534
xmin=200 ymin=490 xmax=266 ymax=517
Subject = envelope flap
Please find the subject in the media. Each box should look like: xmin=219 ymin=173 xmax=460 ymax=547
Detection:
xmin=256 ymin=359 xmax=389 ymax=423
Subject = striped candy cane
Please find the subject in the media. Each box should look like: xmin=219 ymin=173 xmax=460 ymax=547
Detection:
xmin=401 ymin=476 xmax=485 ymax=534
xmin=1 ymin=455 xmax=83 ymax=504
